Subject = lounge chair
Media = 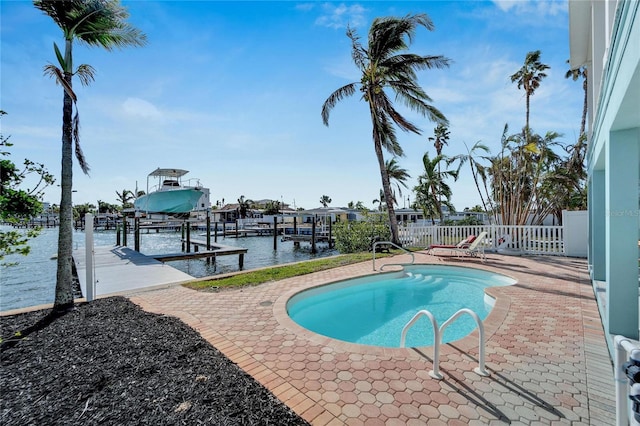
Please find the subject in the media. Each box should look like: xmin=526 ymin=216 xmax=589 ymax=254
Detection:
xmin=451 ymin=231 xmax=488 ymax=261
xmin=426 ymin=235 xmax=476 ymax=255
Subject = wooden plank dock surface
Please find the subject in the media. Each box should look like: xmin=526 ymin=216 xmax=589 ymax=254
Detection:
xmin=73 ymin=246 xmax=195 ymax=298
xmin=178 ymin=239 xmax=248 ymax=267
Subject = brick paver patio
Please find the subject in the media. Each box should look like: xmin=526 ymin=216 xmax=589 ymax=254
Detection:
xmin=130 ymin=252 xmax=615 ymax=425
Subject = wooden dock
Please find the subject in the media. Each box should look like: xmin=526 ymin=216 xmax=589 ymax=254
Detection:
xmin=73 ymin=246 xmax=195 ymax=298
xmin=161 ymin=240 xmax=247 ymax=267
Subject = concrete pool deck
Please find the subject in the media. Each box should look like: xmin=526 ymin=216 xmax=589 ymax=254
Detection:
xmin=130 ymin=253 xmax=615 ymax=425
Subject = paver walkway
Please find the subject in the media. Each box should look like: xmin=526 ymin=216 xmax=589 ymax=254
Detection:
xmin=130 ymin=253 xmax=616 ymax=425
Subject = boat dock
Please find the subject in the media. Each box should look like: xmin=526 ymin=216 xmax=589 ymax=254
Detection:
xmin=73 ymin=246 xmax=195 ymax=298
xmin=166 ymin=239 xmax=247 ymax=267
xmin=73 ymin=241 xmax=248 ymax=298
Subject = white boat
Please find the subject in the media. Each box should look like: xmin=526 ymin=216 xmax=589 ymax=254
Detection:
xmin=134 ymin=168 xmax=205 ymax=214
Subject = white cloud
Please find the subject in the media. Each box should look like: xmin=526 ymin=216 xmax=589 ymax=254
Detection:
xmin=492 ymin=0 xmax=519 ymax=12
xmin=295 ymin=3 xmax=315 ymax=12
xmin=492 ymin=0 xmax=567 ymax=16
xmin=122 ymin=97 xmax=162 ymax=119
xmin=315 ymin=3 xmax=367 ymax=29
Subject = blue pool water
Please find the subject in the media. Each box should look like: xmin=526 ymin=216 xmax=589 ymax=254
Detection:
xmin=287 ymin=265 xmax=516 ymax=348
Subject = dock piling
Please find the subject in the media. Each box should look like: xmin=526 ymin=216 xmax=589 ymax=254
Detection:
xmin=134 ymin=216 xmax=140 ymax=252
xmin=311 ymin=221 xmax=317 ymax=254
xmin=186 ymin=222 xmax=191 ymax=253
xmin=273 ymin=216 xmax=278 ymax=250
xmin=206 ymin=214 xmax=211 ymax=250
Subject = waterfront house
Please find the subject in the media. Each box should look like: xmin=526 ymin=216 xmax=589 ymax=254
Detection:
xmin=569 ymin=1 xmax=639 ymax=349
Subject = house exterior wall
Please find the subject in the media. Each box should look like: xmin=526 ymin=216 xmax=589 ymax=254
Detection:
xmin=570 ymin=0 xmax=640 ymax=344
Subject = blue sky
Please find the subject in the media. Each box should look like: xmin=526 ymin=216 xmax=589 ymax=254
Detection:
xmin=1 ymin=0 xmax=582 ymax=211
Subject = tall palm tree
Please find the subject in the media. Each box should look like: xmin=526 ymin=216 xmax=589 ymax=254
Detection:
xmin=510 ymin=50 xmax=549 ymax=133
xmin=322 ymin=14 xmax=450 ymax=245
xmin=429 ymin=124 xmax=450 ymax=157
xmin=385 ymin=158 xmax=410 ymax=207
xmin=34 ymin=0 xmax=146 ymax=312
xmin=565 ymin=62 xmax=588 ymax=137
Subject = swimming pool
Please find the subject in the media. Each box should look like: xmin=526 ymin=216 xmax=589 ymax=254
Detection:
xmin=286 ymin=265 xmax=516 ymax=348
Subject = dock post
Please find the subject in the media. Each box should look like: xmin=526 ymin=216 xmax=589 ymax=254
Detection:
xmin=116 ymin=224 xmax=121 ymax=246
xmin=311 ymin=221 xmax=317 ymax=254
xmin=181 ymin=224 xmax=185 ymax=251
xmin=273 ymin=216 xmax=278 ymax=250
xmin=329 ymin=220 xmax=333 ymax=249
xmin=134 ymin=215 xmax=140 ymax=252
xmin=293 ymin=216 xmax=297 ymax=235
xmin=239 ymin=253 xmax=244 ymax=269
xmin=214 ymin=221 xmax=218 ymax=243
xmin=186 ymin=222 xmax=191 ymax=253
xmin=123 ymin=218 xmax=128 ymax=247
xmin=235 ymin=219 xmax=239 ymax=238
xmin=206 ymin=212 xmax=211 ymax=250
xmin=85 ymin=213 xmax=95 ymax=301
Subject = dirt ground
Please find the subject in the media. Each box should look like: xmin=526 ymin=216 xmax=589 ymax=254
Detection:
xmin=0 ymin=296 xmax=309 ymax=425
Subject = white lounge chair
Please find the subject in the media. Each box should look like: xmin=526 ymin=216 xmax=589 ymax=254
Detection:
xmin=451 ymin=231 xmax=488 ymax=261
xmin=426 ymin=235 xmax=476 ymax=255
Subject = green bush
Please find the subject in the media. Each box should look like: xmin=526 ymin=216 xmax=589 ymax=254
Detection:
xmin=334 ymin=219 xmax=391 ymax=253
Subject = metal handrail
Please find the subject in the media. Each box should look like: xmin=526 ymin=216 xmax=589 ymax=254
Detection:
xmin=400 ymin=308 xmax=489 ymax=379
xmin=439 ymin=309 xmax=488 ymax=377
xmin=372 ymin=241 xmax=415 ymax=271
xmin=400 ymin=310 xmax=442 ymax=379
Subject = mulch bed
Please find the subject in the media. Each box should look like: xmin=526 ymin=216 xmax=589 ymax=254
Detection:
xmin=0 ymin=297 xmax=310 ymax=425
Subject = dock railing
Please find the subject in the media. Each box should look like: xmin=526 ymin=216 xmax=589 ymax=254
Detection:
xmin=399 ymin=224 xmax=564 ymax=256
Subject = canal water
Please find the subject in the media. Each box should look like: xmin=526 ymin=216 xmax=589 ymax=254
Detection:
xmin=0 ymin=226 xmax=338 ymax=312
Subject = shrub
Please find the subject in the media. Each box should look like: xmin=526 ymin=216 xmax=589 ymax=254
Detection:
xmin=334 ymin=219 xmax=391 ymax=253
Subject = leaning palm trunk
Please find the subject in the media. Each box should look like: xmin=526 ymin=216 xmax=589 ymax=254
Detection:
xmin=54 ymin=63 xmax=75 ymax=311
xmin=35 ymin=0 xmax=147 ymax=311
xmin=374 ymin=134 xmax=399 ymax=244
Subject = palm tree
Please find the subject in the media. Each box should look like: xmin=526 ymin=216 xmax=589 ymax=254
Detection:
xmin=319 ymin=195 xmax=332 ymax=208
xmin=34 ymin=0 xmax=147 ymax=312
xmin=451 ymin=140 xmax=493 ymax=214
xmin=429 ymin=124 xmax=450 ymax=157
xmin=372 ymin=189 xmax=387 ymax=212
xmin=565 ymin=62 xmax=588 ymax=137
xmin=385 ymin=158 xmax=410 ymax=207
xmin=115 ymin=188 xmax=134 ymax=208
xmin=414 ymin=152 xmax=456 ymax=223
xmin=322 ymin=14 xmax=450 ymax=245
xmin=237 ymin=195 xmax=253 ymax=219
xmin=510 ymin=50 xmax=549 ymax=133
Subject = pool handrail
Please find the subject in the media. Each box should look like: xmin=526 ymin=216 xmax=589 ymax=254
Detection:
xmin=400 ymin=308 xmax=489 ymax=379
xmin=400 ymin=310 xmax=443 ymax=379
xmin=372 ymin=241 xmax=415 ymax=271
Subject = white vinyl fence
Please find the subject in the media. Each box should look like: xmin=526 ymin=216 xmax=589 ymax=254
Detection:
xmin=399 ymin=224 xmax=565 ymax=255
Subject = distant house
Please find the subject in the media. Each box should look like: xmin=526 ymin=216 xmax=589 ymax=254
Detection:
xmin=298 ymin=207 xmax=350 ymax=224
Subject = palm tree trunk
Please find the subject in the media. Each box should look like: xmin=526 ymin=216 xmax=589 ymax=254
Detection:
xmin=54 ymin=42 xmax=75 ymax=312
xmin=373 ymin=136 xmax=400 ymax=245
xmin=525 ymin=93 xmax=530 ymax=135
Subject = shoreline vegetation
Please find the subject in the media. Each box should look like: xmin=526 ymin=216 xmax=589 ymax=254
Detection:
xmin=0 ymin=251 xmax=395 ymax=425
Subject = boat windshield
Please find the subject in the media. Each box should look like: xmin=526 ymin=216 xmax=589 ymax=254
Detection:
xmin=162 ymin=179 xmax=180 ymax=187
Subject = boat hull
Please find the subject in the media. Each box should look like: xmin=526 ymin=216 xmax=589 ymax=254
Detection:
xmin=134 ymin=188 xmax=204 ymax=213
